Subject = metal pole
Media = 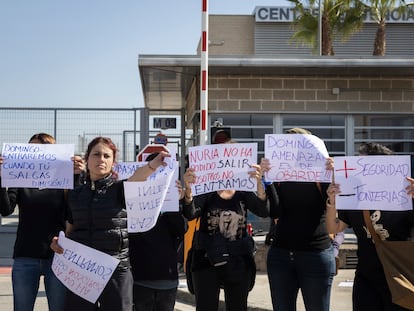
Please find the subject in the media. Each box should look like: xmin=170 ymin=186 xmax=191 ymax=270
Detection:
xmin=318 ymin=0 xmax=322 ymax=56
xmin=200 ymin=0 xmax=209 ymax=145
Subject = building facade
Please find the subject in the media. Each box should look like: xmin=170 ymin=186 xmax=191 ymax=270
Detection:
xmin=139 ymin=6 xmax=414 ymax=158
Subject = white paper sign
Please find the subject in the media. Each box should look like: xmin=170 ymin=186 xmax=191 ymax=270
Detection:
xmin=264 ymin=134 xmax=332 ymax=183
xmin=114 ymin=162 xmax=144 ymax=181
xmin=51 ymin=231 xmax=120 ymax=304
xmin=148 ymin=160 xmax=179 ymax=212
xmin=124 ymin=158 xmax=175 ymax=232
xmin=114 ymin=160 xmax=179 ymax=212
xmin=1 ymin=143 xmax=74 ymax=189
xmin=334 ymin=155 xmax=412 ymax=211
xmin=188 ymin=143 xmax=258 ymax=195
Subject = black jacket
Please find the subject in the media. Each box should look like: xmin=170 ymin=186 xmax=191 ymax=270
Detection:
xmin=67 ymin=175 xmax=129 ymax=267
xmin=129 ymin=210 xmax=187 ymax=281
xmin=0 ymin=184 xmax=68 ymax=259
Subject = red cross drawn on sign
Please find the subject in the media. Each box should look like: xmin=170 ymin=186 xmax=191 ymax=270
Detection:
xmin=335 ymin=159 xmax=356 ymax=178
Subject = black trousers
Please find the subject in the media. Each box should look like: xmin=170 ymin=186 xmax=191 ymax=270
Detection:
xmin=192 ymin=259 xmax=253 ymax=311
xmin=133 ymin=284 xmax=177 ymax=311
xmin=353 ymin=272 xmax=410 ymax=311
xmin=64 ymin=267 xmax=133 ymax=311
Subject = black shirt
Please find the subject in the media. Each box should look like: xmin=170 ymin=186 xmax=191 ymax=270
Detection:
xmin=0 ymin=186 xmax=68 ymax=259
xmin=268 ymin=181 xmax=332 ymax=251
xmin=338 ymin=209 xmax=414 ymax=279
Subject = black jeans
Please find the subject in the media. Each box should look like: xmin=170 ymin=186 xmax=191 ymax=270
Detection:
xmin=133 ymin=284 xmax=177 ymax=311
xmin=192 ymin=259 xmax=253 ymax=311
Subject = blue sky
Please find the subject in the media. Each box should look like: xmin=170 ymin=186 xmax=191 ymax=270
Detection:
xmin=0 ymin=0 xmax=289 ymax=109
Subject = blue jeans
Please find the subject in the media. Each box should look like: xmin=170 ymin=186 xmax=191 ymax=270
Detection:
xmin=12 ymin=257 xmax=65 ymax=311
xmin=267 ymin=246 xmax=335 ymax=311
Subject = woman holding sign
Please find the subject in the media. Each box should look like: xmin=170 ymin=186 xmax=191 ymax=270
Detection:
xmin=0 ymin=133 xmax=85 ymax=311
xmin=262 ymin=128 xmax=336 ymax=311
xmin=326 ymin=143 xmax=414 ymax=311
xmin=181 ymin=162 xmax=269 ymax=311
xmin=50 ymin=136 xmax=170 ymax=311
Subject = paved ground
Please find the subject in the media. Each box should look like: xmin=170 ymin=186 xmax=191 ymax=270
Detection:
xmin=0 ymin=264 xmax=355 ymax=311
xmin=0 ymin=229 xmax=356 ymax=310
xmin=176 ymin=270 xmax=355 ymax=311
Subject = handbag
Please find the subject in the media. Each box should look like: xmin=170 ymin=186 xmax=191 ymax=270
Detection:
xmin=185 ymin=218 xmax=199 ymax=295
xmin=185 ymin=247 xmax=195 ymax=294
xmin=363 ymin=210 xmax=414 ymax=310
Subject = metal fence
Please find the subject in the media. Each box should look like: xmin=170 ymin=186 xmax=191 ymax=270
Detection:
xmin=0 ymin=107 xmax=153 ymax=231
xmin=0 ymin=107 xmax=146 ymax=162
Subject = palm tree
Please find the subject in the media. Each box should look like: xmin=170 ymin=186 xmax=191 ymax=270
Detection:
xmin=288 ymin=0 xmax=366 ymax=55
xmin=365 ymin=0 xmax=411 ymax=55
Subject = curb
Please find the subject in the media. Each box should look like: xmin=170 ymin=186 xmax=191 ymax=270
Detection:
xmin=0 ymin=267 xmax=11 ymax=275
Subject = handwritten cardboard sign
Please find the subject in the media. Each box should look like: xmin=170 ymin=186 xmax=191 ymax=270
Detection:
xmin=52 ymin=231 xmax=120 ymax=304
xmin=188 ymin=143 xmax=258 ymax=195
xmin=114 ymin=160 xmax=179 ymax=212
xmin=264 ymin=134 xmax=331 ymax=183
xmin=123 ymin=158 xmax=175 ymax=232
xmin=1 ymin=143 xmax=74 ymax=189
xmin=334 ymin=155 xmax=412 ymax=211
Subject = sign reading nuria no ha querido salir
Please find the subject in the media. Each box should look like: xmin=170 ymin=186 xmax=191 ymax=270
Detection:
xmin=188 ymin=143 xmax=258 ymax=195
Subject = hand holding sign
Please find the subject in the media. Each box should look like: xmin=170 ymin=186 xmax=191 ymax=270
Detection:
xmin=406 ymin=177 xmax=414 ymax=199
xmin=115 ymin=160 xmax=180 ymax=212
xmin=123 ymin=158 xmax=176 ymax=233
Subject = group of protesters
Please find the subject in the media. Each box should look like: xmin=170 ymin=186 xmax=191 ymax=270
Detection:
xmin=1 ymin=129 xmax=414 ymax=311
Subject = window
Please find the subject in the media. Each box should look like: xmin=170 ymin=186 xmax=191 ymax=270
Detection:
xmin=283 ymin=115 xmax=346 ymax=156
xmin=210 ymin=114 xmax=274 ymax=154
xmin=354 ymin=115 xmax=414 ymax=154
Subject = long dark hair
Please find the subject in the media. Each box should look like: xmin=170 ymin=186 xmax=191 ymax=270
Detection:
xmin=358 ymin=142 xmax=393 ymax=155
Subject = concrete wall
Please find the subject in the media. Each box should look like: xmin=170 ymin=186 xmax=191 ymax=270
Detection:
xmin=198 ymin=15 xmax=255 ymax=56
xmin=254 ymin=240 xmax=358 ymax=273
xmin=207 ymin=75 xmax=414 ymax=114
